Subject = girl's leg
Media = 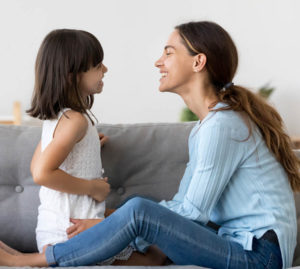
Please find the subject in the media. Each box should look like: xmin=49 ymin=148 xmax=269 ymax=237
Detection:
xmin=0 ymin=248 xmax=48 ymax=267
xmin=47 ymin=197 xmax=282 ymax=268
xmin=0 ymin=241 xmax=21 ymax=255
xmin=0 ymin=229 xmax=165 ymax=267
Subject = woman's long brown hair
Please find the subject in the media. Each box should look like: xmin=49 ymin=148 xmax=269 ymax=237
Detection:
xmin=176 ymin=21 xmax=300 ymax=192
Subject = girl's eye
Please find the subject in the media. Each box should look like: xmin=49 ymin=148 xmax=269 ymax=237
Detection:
xmin=166 ymin=52 xmax=172 ymax=56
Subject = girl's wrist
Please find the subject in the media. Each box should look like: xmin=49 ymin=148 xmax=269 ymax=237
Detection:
xmin=87 ymin=180 xmax=94 ymax=197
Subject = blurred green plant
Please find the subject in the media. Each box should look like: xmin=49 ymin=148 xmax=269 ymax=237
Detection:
xmin=180 ymin=84 xmax=275 ymax=122
xmin=180 ymin=107 xmax=198 ymax=122
xmin=258 ymin=84 xmax=275 ymax=99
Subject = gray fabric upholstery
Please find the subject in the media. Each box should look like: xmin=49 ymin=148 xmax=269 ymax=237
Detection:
xmin=0 ymin=123 xmax=299 ymax=268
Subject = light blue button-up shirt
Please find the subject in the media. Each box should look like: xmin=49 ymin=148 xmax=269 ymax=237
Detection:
xmin=160 ymin=103 xmax=296 ymax=269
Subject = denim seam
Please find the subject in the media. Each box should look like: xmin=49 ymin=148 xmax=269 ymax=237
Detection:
xmin=266 ymin=252 xmax=274 ymax=269
xmin=137 ymin=216 xmax=233 ymax=261
xmin=138 ymin=216 xmax=256 ymax=265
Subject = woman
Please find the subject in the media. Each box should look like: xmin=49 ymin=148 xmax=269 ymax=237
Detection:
xmin=0 ymin=21 xmax=299 ymax=269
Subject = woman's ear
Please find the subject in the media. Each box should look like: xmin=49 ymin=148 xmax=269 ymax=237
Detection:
xmin=192 ymin=53 xmax=207 ymax=72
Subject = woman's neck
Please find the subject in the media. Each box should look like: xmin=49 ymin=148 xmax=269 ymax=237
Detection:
xmin=180 ymin=84 xmax=218 ymax=121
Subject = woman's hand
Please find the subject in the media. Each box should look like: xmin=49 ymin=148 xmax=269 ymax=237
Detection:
xmin=99 ymin=133 xmax=109 ymax=147
xmin=66 ymin=218 xmax=103 ymax=239
xmin=105 ymin=208 xmax=116 ymax=218
xmin=89 ymin=177 xmax=111 ymax=202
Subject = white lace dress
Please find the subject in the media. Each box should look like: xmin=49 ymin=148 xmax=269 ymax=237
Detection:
xmin=35 ymin=109 xmax=133 ymax=264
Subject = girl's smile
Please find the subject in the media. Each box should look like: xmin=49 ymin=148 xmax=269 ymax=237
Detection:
xmin=79 ymin=63 xmax=108 ymax=97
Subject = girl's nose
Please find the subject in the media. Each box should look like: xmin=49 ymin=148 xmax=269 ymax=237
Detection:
xmin=102 ymin=64 xmax=108 ymax=73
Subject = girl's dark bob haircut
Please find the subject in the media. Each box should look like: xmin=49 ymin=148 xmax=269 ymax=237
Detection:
xmin=27 ymin=29 xmax=103 ymax=124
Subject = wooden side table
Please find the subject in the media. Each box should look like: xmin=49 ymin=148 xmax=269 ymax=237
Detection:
xmin=291 ymin=137 xmax=300 ymax=149
xmin=0 ymin=102 xmax=21 ymax=125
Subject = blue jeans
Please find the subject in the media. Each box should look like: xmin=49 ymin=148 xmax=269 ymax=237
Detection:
xmin=46 ymin=197 xmax=282 ymax=268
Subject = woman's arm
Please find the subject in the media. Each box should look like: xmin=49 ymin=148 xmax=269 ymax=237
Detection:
xmin=163 ymin=121 xmax=245 ymax=224
xmin=31 ymin=111 xmax=110 ymax=201
xmin=66 ymin=208 xmax=116 ymax=239
xmin=66 ymin=218 xmax=103 ymax=239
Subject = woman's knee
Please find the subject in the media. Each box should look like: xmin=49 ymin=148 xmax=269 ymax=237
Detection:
xmin=124 ymin=196 xmax=154 ymax=212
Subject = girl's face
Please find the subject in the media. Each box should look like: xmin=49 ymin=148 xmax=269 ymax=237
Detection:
xmin=78 ymin=63 xmax=108 ymax=97
xmin=155 ymin=30 xmax=195 ymax=94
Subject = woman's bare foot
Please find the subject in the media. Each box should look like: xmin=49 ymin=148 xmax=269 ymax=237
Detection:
xmin=0 ymin=241 xmax=21 ymax=255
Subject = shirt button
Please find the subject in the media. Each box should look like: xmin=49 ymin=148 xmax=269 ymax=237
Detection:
xmin=116 ymin=187 xmax=125 ymax=195
xmin=15 ymin=185 xmax=24 ymax=193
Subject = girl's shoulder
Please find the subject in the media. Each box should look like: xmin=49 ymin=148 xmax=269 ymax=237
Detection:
xmin=62 ymin=109 xmax=86 ymax=120
xmin=60 ymin=109 xmax=88 ymax=126
xmin=54 ymin=109 xmax=88 ymax=140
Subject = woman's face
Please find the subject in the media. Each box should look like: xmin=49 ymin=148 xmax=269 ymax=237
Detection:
xmin=155 ymin=30 xmax=195 ymax=94
xmin=79 ymin=63 xmax=108 ymax=97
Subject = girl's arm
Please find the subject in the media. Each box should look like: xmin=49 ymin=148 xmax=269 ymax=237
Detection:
xmin=30 ymin=140 xmax=42 ymax=175
xmin=31 ymin=110 xmax=110 ymax=202
xmin=98 ymin=132 xmax=109 ymax=147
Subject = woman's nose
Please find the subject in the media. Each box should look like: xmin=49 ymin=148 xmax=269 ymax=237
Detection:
xmin=155 ymin=56 xmax=163 ymax=68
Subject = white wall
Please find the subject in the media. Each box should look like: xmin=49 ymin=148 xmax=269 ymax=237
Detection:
xmin=0 ymin=0 xmax=299 ymax=135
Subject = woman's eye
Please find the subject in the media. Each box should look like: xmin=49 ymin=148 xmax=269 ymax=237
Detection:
xmin=166 ymin=52 xmax=172 ymax=56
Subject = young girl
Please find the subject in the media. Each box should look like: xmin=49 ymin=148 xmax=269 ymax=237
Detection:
xmin=1 ymin=21 xmax=299 ymax=268
xmin=23 ymin=29 xmax=132 ymax=264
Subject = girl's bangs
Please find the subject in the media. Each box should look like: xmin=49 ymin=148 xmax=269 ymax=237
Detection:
xmin=87 ymin=37 xmax=104 ymax=68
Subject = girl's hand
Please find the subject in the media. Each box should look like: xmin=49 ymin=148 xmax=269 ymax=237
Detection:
xmin=89 ymin=177 xmax=111 ymax=202
xmin=66 ymin=218 xmax=103 ymax=239
xmin=99 ymin=133 xmax=109 ymax=147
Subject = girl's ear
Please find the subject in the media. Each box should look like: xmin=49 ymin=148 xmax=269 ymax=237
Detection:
xmin=68 ymin=73 xmax=80 ymax=84
xmin=68 ymin=73 xmax=73 ymax=84
xmin=192 ymin=53 xmax=207 ymax=73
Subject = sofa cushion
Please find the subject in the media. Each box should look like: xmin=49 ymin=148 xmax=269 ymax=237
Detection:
xmin=99 ymin=123 xmax=194 ymax=208
xmin=0 ymin=125 xmax=41 ymax=252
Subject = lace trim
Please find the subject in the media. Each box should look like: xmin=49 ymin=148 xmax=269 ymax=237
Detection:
xmin=96 ymin=245 xmax=135 ymax=265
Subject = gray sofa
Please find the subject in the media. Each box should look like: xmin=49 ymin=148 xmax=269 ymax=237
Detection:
xmin=0 ymin=122 xmax=299 ymax=269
